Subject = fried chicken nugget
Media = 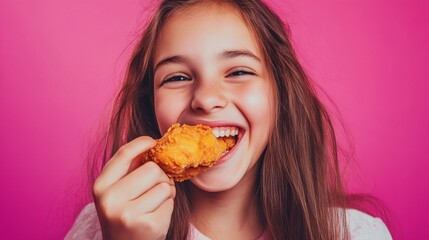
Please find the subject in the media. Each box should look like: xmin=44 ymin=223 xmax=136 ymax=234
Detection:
xmin=142 ymin=123 xmax=236 ymax=182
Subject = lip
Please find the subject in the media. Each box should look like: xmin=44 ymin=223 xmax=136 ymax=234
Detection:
xmin=186 ymin=119 xmax=245 ymax=129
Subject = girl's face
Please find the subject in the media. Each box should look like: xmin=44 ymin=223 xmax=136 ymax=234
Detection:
xmin=153 ymin=5 xmax=275 ymax=191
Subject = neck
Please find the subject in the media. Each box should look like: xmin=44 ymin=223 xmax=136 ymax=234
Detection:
xmin=188 ymin=167 xmax=263 ymax=240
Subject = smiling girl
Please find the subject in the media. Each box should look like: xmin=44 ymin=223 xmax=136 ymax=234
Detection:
xmin=66 ymin=0 xmax=391 ymax=239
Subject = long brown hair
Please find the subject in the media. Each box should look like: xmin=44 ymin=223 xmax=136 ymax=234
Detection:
xmin=92 ymin=0 xmax=350 ymax=239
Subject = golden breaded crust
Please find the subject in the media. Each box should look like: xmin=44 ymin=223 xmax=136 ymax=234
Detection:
xmin=142 ymin=123 xmax=236 ymax=182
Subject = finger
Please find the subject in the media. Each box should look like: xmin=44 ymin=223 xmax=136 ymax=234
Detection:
xmin=136 ymin=198 xmax=175 ymax=233
xmin=127 ymin=182 xmax=175 ymax=214
xmin=94 ymin=136 xmax=156 ymax=195
xmin=108 ymin=161 xmax=172 ymax=201
xmin=170 ymin=182 xmax=176 ymax=199
xmin=145 ymin=198 xmax=175 ymax=223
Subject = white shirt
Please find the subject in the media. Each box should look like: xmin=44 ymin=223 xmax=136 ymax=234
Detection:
xmin=65 ymin=203 xmax=392 ymax=239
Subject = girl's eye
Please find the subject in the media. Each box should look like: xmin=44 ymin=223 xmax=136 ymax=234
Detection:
xmin=162 ymin=75 xmax=191 ymax=84
xmin=227 ymin=70 xmax=255 ymax=77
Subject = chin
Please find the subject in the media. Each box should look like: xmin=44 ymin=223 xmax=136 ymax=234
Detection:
xmin=190 ymin=166 xmax=244 ymax=192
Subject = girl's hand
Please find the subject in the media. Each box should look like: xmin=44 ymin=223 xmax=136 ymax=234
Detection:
xmin=93 ymin=136 xmax=175 ymax=240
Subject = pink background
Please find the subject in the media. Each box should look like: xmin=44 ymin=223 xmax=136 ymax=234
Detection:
xmin=0 ymin=0 xmax=427 ymax=239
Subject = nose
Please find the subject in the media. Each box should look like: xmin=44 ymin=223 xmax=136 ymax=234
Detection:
xmin=191 ymin=80 xmax=227 ymax=113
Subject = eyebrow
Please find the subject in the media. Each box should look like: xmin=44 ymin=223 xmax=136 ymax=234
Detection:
xmin=154 ymin=55 xmax=188 ymax=72
xmin=153 ymin=49 xmax=261 ymax=72
xmin=219 ymin=50 xmax=261 ymax=63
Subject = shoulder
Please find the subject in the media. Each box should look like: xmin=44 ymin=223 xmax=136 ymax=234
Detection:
xmin=345 ymin=208 xmax=392 ymax=240
xmin=64 ymin=203 xmax=102 ymax=240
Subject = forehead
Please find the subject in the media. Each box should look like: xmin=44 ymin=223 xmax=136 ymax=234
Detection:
xmin=154 ymin=4 xmax=262 ymax=62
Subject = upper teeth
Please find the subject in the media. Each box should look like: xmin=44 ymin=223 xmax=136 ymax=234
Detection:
xmin=212 ymin=127 xmax=239 ymax=138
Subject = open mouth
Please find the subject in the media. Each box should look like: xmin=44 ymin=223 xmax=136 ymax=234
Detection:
xmin=211 ymin=126 xmax=241 ymax=158
xmin=142 ymin=123 xmax=244 ymax=181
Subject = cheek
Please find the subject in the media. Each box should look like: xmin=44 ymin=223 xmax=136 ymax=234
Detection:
xmin=235 ymin=82 xmax=275 ymax=128
xmin=154 ymin=92 xmax=187 ymax=134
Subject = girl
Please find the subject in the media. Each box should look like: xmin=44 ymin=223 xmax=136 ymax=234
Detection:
xmin=66 ymin=0 xmax=392 ymax=239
